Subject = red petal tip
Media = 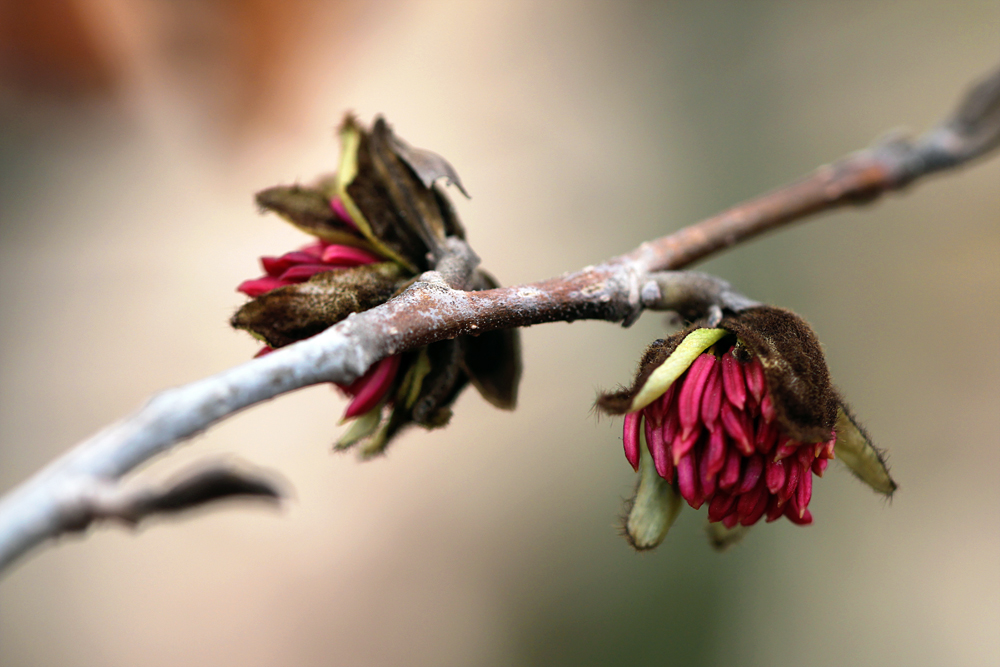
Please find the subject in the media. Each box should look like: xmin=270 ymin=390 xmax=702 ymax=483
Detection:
xmin=238 ymin=277 xmax=288 ymax=297
xmin=623 ymin=412 xmax=641 ymax=471
xmin=320 ymin=245 xmax=381 ymax=266
xmin=342 ymin=355 xmax=402 ymax=419
xmin=678 ymin=354 xmax=716 ymax=437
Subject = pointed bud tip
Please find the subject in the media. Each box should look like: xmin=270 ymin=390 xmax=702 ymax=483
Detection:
xmin=833 ymin=404 xmax=897 ymax=497
xmin=623 ymin=440 xmax=682 ymax=550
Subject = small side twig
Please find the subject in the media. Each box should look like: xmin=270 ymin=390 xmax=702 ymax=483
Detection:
xmin=629 ymin=64 xmax=1000 ymax=272
xmin=0 ymin=64 xmax=996 ymax=575
xmin=640 ymin=272 xmax=761 ymax=326
xmin=62 ymin=461 xmax=284 ymax=531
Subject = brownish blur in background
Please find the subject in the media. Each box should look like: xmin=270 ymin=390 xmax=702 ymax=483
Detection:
xmin=1 ymin=1 xmax=998 ymax=666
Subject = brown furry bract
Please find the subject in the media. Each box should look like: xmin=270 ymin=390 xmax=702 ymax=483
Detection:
xmin=596 ymin=306 xmax=838 ymax=444
xmin=230 ymin=262 xmax=408 ymax=348
xmin=719 ymin=307 xmax=837 ymax=443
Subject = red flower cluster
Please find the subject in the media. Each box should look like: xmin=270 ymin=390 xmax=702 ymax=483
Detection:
xmin=232 ymin=116 xmax=522 ymax=457
xmin=623 ymin=348 xmax=835 ymax=527
xmin=237 ymin=207 xmax=379 ymax=297
xmin=237 ymin=198 xmax=400 ymax=420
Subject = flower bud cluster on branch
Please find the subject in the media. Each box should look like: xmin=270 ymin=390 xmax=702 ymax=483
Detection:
xmin=598 ymin=307 xmax=895 ymax=550
xmin=232 ymin=117 xmax=521 ymax=457
xmin=0 ymin=64 xmax=996 ymax=574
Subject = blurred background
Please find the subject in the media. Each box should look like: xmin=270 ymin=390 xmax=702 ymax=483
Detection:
xmin=0 ymin=1 xmax=997 ymax=665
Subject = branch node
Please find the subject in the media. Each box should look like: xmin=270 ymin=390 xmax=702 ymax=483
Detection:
xmin=644 ymin=271 xmax=760 ymax=323
xmin=640 ymin=280 xmax=662 ymax=307
xmin=620 ymin=268 xmax=645 ymax=328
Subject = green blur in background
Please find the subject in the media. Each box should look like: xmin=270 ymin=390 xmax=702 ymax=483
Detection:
xmin=0 ymin=1 xmax=997 ymax=666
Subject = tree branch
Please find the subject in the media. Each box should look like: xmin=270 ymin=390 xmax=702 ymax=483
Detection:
xmin=0 ymin=63 xmax=996 ymax=575
xmin=628 ymin=64 xmax=1000 ymax=272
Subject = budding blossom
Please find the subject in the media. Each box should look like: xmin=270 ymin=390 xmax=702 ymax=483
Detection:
xmin=237 ymin=228 xmax=405 ymax=424
xmin=623 ymin=343 xmax=833 ymax=528
xmin=598 ymin=307 xmax=896 ymax=550
xmin=232 ymin=116 xmax=521 ymax=456
xmin=237 ymin=235 xmax=380 ymax=298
